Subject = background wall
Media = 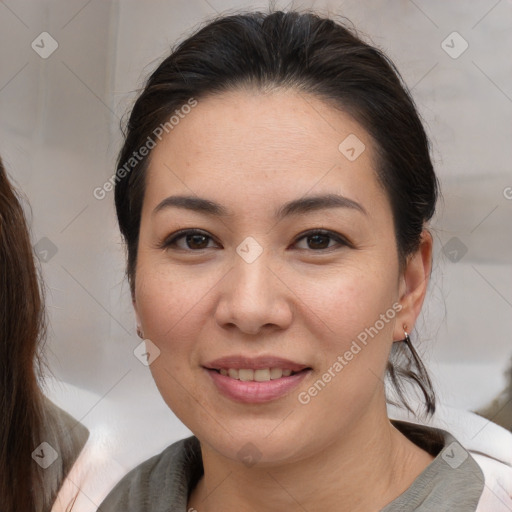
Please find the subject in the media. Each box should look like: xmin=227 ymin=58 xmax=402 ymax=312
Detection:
xmin=1 ymin=0 xmax=511 ymax=474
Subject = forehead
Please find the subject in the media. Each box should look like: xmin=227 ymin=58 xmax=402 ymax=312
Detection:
xmin=144 ymin=88 xmax=386 ymax=214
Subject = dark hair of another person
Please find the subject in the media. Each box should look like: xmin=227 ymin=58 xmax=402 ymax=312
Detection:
xmin=0 ymin=159 xmax=81 ymax=511
xmin=0 ymin=156 xmax=47 ymax=510
xmin=113 ymin=10 xmax=439 ymax=416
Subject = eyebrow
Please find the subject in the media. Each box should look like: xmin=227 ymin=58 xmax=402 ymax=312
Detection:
xmin=153 ymin=193 xmax=367 ymax=219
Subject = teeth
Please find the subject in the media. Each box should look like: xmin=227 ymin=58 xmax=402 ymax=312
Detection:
xmin=270 ymin=368 xmax=283 ymax=379
xmin=217 ymin=368 xmax=298 ymax=381
xmin=239 ymin=369 xmax=254 ymax=381
xmin=254 ymin=369 xmax=271 ymax=381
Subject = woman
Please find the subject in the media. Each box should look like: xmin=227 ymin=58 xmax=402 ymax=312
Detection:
xmin=99 ymin=10 xmax=510 ymax=511
xmin=0 ymin=157 xmax=90 ymax=511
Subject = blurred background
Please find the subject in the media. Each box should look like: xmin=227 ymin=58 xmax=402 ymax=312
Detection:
xmin=1 ymin=0 xmax=511 ymax=473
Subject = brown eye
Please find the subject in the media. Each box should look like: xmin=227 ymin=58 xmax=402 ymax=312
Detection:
xmin=294 ymin=230 xmax=350 ymax=251
xmin=160 ymin=228 xmax=351 ymax=253
xmin=162 ymin=229 xmax=218 ymax=251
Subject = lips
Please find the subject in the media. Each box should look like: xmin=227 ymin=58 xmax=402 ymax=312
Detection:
xmin=203 ymin=355 xmax=311 ymax=403
xmin=204 ymin=355 xmax=309 ymax=373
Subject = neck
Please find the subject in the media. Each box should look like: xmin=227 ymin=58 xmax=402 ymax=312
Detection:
xmin=188 ymin=403 xmax=434 ymax=512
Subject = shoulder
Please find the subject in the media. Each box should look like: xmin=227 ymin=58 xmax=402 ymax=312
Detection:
xmin=472 ymin=453 xmax=512 ymax=512
xmin=388 ymin=406 xmax=512 ymax=511
xmin=39 ymin=397 xmax=90 ymax=508
xmin=386 ymin=420 xmax=485 ymax=511
xmin=50 ymin=423 xmax=127 ymax=512
xmin=42 ymin=395 xmax=90 ymax=456
xmin=98 ymin=436 xmax=202 ymax=511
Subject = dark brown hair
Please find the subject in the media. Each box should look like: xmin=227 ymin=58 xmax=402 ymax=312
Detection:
xmin=0 ymin=159 xmax=84 ymax=511
xmin=113 ymin=10 xmax=438 ymax=416
xmin=0 ymin=156 xmax=47 ymax=510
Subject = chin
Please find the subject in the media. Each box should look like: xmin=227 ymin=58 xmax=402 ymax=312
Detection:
xmin=194 ymin=421 xmax=313 ymax=468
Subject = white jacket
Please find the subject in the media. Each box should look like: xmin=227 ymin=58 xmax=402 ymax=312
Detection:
xmin=388 ymin=403 xmax=512 ymax=511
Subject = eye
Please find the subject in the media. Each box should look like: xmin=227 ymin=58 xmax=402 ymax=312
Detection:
xmin=160 ymin=229 xmax=219 ymax=251
xmin=293 ymin=229 xmax=351 ymax=251
xmin=159 ymin=228 xmax=351 ymax=252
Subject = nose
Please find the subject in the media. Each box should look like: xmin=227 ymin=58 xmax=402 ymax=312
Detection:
xmin=214 ymin=250 xmax=293 ymax=336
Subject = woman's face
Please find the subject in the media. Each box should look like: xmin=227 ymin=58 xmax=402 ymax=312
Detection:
xmin=134 ymin=89 xmax=415 ymax=465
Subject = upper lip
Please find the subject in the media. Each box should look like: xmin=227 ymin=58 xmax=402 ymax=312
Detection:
xmin=204 ymin=355 xmax=310 ymax=372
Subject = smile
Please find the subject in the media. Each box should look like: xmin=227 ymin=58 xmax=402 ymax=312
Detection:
xmin=204 ymin=360 xmax=311 ymax=403
xmin=215 ymin=368 xmax=297 ymax=381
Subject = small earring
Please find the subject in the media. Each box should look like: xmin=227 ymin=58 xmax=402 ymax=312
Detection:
xmin=403 ymin=325 xmax=410 ymax=343
xmin=136 ymin=326 xmax=144 ymax=339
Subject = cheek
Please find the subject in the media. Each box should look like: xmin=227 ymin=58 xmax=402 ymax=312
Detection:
xmin=135 ymin=267 xmax=211 ymax=418
xmin=291 ymin=261 xmax=398 ymax=347
xmin=293 ymin=271 xmax=398 ymax=416
xmin=135 ymin=259 xmax=215 ymax=341
xmin=135 ymin=276 xmax=194 ymax=394
xmin=292 ymin=266 xmax=399 ymax=413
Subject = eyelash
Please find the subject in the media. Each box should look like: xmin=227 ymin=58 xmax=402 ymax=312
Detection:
xmin=159 ymin=228 xmax=352 ymax=253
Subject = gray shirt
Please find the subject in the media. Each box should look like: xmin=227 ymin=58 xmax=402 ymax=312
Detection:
xmin=98 ymin=420 xmax=485 ymax=511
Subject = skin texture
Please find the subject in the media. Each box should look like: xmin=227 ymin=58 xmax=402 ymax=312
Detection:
xmin=133 ymin=88 xmax=434 ymax=512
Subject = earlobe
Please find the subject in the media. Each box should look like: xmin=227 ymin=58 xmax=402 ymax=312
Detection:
xmin=394 ymin=229 xmax=433 ymax=341
xmin=133 ymin=298 xmax=144 ymax=339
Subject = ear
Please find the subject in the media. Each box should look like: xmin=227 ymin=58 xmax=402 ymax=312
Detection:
xmin=394 ymin=229 xmax=433 ymax=341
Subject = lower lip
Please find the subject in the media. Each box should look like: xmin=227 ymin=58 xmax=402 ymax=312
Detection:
xmin=205 ymin=368 xmax=311 ymax=403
